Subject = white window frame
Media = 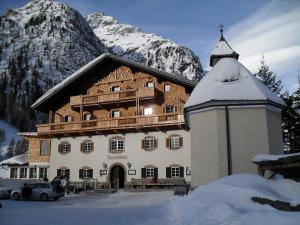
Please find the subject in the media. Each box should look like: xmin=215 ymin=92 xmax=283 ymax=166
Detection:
xmin=170 ymin=136 xmax=180 ymax=149
xmin=29 ymin=168 xmax=37 ymax=179
xmin=164 ymin=84 xmax=171 ymax=92
xmin=144 ymin=82 xmax=154 ymax=88
xmin=60 ymin=142 xmax=70 ymax=154
xmin=110 ymin=139 xmax=124 ymax=152
xmin=111 ymin=86 xmax=121 ymax=92
xmin=145 ymin=137 xmax=155 ymax=150
xmin=10 ymin=168 xmax=18 ymax=179
xmin=64 ymin=115 xmax=72 ymax=122
xmin=112 ymin=111 xmax=120 ymax=118
xmin=171 ymin=167 xmax=180 ymax=178
xmin=143 ymin=107 xmax=153 ymax=116
xmin=39 ymin=168 xmax=47 ymax=179
xmin=166 ymin=105 xmax=175 ymax=113
xmin=146 ymin=168 xmax=154 ymax=179
xmin=83 ymin=141 xmax=93 ymax=153
xmin=20 ymin=168 xmax=27 ymax=179
xmin=61 ymin=169 xmax=68 ymax=177
xmin=83 ymin=169 xmax=90 ymax=179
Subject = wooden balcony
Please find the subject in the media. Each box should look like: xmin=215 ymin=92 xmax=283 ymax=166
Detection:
xmin=70 ymin=87 xmax=158 ymax=107
xmin=36 ymin=113 xmax=185 ymax=135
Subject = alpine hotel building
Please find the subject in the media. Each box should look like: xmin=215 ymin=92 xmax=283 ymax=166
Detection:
xmin=20 ymin=53 xmax=195 ymax=188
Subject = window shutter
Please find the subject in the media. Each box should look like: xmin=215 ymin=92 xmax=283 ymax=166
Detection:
xmin=166 ymin=167 xmax=171 ymax=178
xmin=91 ymin=142 xmax=94 ymax=152
xmin=58 ymin=144 xmax=61 ymax=153
xmin=79 ymin=169 xmax=83 ymax=179
xmin=174 ymin=106 xmax=178 ymax=112
xmin=141 ymin=168 xmax=146 ymax=178
xmin=66 ymin=169 xmax=70 ymax=179
xmin=70 ymin=116 xmax=73 ymax=122
xmin=179 ymin=137 xmax=183 ymax=147
xmin=57 ymin=169 xmax=61 ymax=177
xmin=141 ymin=139 xmax=145 ymax=149
xmin=154 ymin=168 xmax=158 ymax=179
xmin=68 ymin=143 xmax=71 ymax=152
xmin=166 ymin=138 xmax=170 ymax=148
xmin=80 ymin=143 xmax=83 ymax=152
xmin=180 ymin=167 xmax=184 ymax=178
xmin=154 ymin=138 xmax=158 ymax=148
xmin=139 ymin=109 xmax=143 ymax=115
xmin=163 ymin=106 xmax=166 ymax=114
xmin=89 ymin=169 xmax=93 ymax=179
xmin=119 ymin=111 xmax=122 ymax=117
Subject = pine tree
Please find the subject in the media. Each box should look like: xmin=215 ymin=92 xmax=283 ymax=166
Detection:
xmin=254 ymin=55 xmax=283 ymax=95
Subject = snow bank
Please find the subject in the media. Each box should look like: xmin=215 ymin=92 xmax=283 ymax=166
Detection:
xmin=166 ymin=174 xmax=300 ymax=225
xmin=252 ymin=152 xmax=300 ymax=162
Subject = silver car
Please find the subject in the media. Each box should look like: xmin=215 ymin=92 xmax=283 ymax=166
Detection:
xmin=11 ymin=183 xmax=64 ymax=201
xmin=0 ymin=183 xmax=10 ymax=199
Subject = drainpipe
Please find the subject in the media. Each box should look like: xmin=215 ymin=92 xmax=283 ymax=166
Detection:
xmin=225 ymin=106 xmax=232 ymax=175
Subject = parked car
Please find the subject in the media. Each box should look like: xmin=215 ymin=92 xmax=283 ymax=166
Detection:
xmin=11 ymin=183 xmax=64 ymax=201
xmin=0 ymin=183 xmax=10 ymax=199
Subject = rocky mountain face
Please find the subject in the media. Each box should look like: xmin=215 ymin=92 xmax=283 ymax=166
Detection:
xmin=0 ymin=0 xmax=106 ymax=131
xmin=86 ymin=13 xmax=203 ymax=81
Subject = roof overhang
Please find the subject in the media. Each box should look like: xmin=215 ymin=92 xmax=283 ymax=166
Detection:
xmin=32 ymin=53 xmax=197 ymax=112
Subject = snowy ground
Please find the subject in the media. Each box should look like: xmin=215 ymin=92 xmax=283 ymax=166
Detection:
xmin=1 ymin=174 xmax=300 ymax=225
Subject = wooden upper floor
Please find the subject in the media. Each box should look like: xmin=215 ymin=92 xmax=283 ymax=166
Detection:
xmin=33 ymin=54 xmax=196 ymax=136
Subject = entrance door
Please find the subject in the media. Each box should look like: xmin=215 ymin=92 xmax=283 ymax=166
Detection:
xmin=110 ymin=165 xmax=125 ymax=189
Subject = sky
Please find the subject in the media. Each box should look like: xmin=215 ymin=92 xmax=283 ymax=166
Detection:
xmin=0 ymin=0 xmax=299 ymax=92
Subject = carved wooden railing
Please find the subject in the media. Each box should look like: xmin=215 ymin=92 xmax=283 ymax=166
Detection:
xmin=36 ymin=113 xmax=184 ymax=134
xmin=70 ymin=87 xmax=157 ymax=106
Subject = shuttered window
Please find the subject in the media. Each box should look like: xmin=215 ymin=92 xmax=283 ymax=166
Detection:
xmin=57 ymin=168 xmax=70 ymax=179
xmin=166 ymin=135 xmax=183 ymax=150
xmin=81 ymin=141 xmax=94 ymax=153
xmin=167 ymin=166 xmax=184 ymax=178
xmin=142 ymin=136 xmax=158 ymax=151
xmin=58 ymin=142 xmax=71 ymax=154
xmin=110 ymin=138 xmax=124 ymax=152
xmin=79 ymin=168 xmax=93 ymax=179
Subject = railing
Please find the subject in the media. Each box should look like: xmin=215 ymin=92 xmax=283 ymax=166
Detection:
xmin=36 ymin=113 xmax=185 ymax=134
xmin=70 ymin=87 xmax=157 ymax=106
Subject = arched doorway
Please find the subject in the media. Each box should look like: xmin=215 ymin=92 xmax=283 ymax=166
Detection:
xmin=110 ymin=165 xmax=125 ymax=189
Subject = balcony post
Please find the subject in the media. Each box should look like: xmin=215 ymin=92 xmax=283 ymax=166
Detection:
xmin=48 ymin=111 xmax=53 ymax=123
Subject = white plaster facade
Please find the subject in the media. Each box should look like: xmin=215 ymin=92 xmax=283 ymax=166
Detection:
xmin=49 ymin=129 xmax=191 ymax=183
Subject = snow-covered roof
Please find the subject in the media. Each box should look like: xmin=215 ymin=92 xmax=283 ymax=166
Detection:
xmin=185 ymin=58 xmax=286 ymax=109
xmin=17 ymin=132 xmax=38 ymax=137
xmin=0 ymin=154 xmax=28 ymax=166
xmin=211 ymin=37 xmax=236 ymax=56
xmin=252 ymin=152 xmax=300 ymax=163
xmin=32 ymin=53 xmax=196 ymax=110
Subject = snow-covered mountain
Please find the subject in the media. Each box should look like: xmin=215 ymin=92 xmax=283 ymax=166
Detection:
xmin=0 ymin=0 xmax=106 ymax=131
xmin=86 ymin=13 xmax=203 ymax=80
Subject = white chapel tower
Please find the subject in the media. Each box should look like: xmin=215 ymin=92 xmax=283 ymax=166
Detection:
xmin=185 ymin=28 xmax=285 ymax=188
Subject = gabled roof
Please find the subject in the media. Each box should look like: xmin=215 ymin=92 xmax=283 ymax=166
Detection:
xmin=32 ymin=53 xmax=197 ymax=110
xmin=185 ymin=58 xmax=285 ymax=110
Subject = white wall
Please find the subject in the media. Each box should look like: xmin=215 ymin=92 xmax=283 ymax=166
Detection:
xmin=49 ymin=130 xmax=191 ymax=182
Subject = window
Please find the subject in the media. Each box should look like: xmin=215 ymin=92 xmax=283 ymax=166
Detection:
xmin=146 ymin=168 xmax=154 ymax=178
xmin=164 ymin=84 xmax=171 ymax=92
xmin=57 ymin=168 xmax=70 ymax=179
xmin=165 ymin=105 xmax=177 ymax=113
xmin=39 ymin=168 xmax=48 ymax=179
xmin=143 ymin=107 xmax=153 ymax=115
xmin=79 ymin=168 xmax=93 ymax=179
xmin=111 ymin=86 xmax=121 ymax=92
xmin=81 ymin=141 xmax=94 ymax=153
xmin=110 ymin=138 xmax=125 ymax=152
xmin=20 ymin=168 xmax=27 ymax=179
xmin=59 ymin=142 xmax=71 ymax=154
xmin=63 ymin=115 xmax=72 ymax=122
xmin=10 ymin=168 xmax=18 ymax=179
xmin=29 ymin=168 xmax=37 ymax=179
xmin=171 ymin=167 xmax=180 ymax=178
xmin=111 ymin=111 xmax=120 ymax=118
xmin=166 ymin=135 xmax=183 ymax=150
xmin=40 ymin=140 xmax=50 ymax=156
xmin=83 ymin=113 xmax=92 ymax=121
xmin=142 ymin=136 xmax=158 ymax=151
xmin=144 ymin=82 xmax=154 ymax=88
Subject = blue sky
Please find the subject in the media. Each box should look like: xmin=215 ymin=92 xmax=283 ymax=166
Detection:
xmin=1 ymin=0 xmax=299 ymax=92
